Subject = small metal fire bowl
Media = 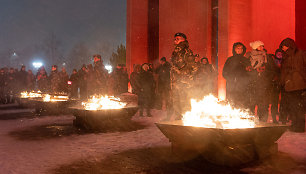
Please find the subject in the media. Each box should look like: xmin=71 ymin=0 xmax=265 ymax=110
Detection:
xmin=156 ymin=120 xmax=288 ymax=166
xmin=71 ymin=105 xmax=138 ymax=131
xmin=33 ymin=99 xmax=79 ymax=115
xmin=17 ymin=97 xmax=38 ymax=108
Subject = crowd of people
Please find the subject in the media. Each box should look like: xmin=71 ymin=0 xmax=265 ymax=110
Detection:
xmin=167 ymin=33 xmax=305 ymax=132
xmin=0 ymin=33 xmax=304 ymax=132
xmin=222 ymin=38 xmax=305 ymax=132
xmin=0 ymin=54 xmax=129 ymax=104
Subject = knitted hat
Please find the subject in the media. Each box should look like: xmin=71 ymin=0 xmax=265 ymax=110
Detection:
xmin=250 ymin=41 xmax=264 ymax=50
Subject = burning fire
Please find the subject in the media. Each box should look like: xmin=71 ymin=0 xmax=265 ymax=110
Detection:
xmin=182 ymin=95 xmax=256 ymax=129
xmin=20 ymin=91 xmax=42 ymax=98
xmin=43 ymin=94 xmax=69 ymax=102
xmin=82 ymin=96 xmax=126 ymax=110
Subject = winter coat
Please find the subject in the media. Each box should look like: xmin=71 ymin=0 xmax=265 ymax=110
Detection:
xmin=49 ymin=70 xmax=61 ymax=93
xmin=136 ymin=70 xmax=155 ymax=105
xmin=7 ymin=72 xmax=17 ymax=93
xmin=69 ymin=73 xmax=79 ymax=98
xmin=27 ymin=73 xmax=36 ymax=91
xmin=155 ymin=61 xmax=171 ymax=91
xmin=111 ymin=68 xmax=129 ymax=95
xmin=17 ymin=70 xmax=28 ymax=91
xmin=130 ymin=71 xmax=139 ymax=94
xmin=59 ymin=71 xmax=69 ymax=93
xmin=36 ymin=71 xmax=48 ymax=92
xmin=170 ymin=40 xmax=198 ymax=89
xmin=222 ymin=42 xmax=251 ymax=102
xmin=93 ymin=63 xmax=108 ymax=94
xmin=69 ymin=73 xmax=79 ymax=86
xmin=279 ymin=38 xmax=306 ymax=92
xmin=0 ymin=73 xmax=7 ymax=94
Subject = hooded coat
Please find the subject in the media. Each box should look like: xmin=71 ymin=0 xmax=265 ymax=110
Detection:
xmin=222 ymin=42 xmax=251 ymax=105
xmin=279 ymin=38 xmax=306 ymax=92
xmin=136 ymin=66 xmax=155 ymax=106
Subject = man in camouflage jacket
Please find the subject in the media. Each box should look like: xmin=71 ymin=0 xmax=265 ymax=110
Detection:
xmin=169 ymin=33 xmax=198 ymax=120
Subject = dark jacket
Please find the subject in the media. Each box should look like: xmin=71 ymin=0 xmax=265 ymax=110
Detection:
xmin=93 ymin=62 xmax=108 ymax=94
xmin=36 ymin=69 xmax=48 ymax=92
xmin=59 ymin=71 xmax=69 ymax=93
xmin=156 ymin=61 xmax=171 ymax=91
xmin=49 ymin=70 xmax=61 ymax=93
xmin=130 ymin=71 xmax=139 ymax=94
xmin=27 ymin=72 xmax=36 ymax=91
xmin=223 ymin=42 xmax=250 ymax=89
xmin=17 ymin=70 xmax=28 ymax=91
xmin=112 ymin=68 xmax=129 ymax=95
xmin=279 ymin=38 xmax=306 ymax=91
xmin=222 ymin=42 xmax=251 ymax=102
xmin=136 ymin=69 xmax=155 ymax=105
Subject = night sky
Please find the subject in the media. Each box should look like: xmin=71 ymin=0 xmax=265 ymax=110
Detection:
xmin=0 ymin=0 xmax=126 ymax=69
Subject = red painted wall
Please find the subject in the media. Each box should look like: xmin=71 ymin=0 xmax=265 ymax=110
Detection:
xmin=251 ymin=0 xmax=295 ymax=52
xmin=296 ymin=0 xmax=306 ymax=50
xmin=218 ymin=0 xmax=295 ymax=99
xmin=126 ymin=0 xmax=149 ymax=74
xmin=159 ymin=0 xmax=211 ymax=63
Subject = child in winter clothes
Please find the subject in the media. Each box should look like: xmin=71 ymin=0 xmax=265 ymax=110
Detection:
xmin=248 ymin=41 xmax=267 ymax=69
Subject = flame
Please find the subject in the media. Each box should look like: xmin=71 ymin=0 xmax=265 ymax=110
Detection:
xmin=43 ymin=94 xmax=68 ymax=102
xmin=20 ymin=91 xmax=42 ymax=98
xmin=82 ymin=96 xmax=126 ymax=110
xmin=53 ymin=95 xmax=69 ymax=100
xmin=43 ymin=94 xmax=51 ymax=102
xmin=182 ymin=94 xmax=256 ymax=129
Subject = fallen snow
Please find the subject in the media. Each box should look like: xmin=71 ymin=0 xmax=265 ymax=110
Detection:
xmin=0 ymin=105 xmax=305 ymax=174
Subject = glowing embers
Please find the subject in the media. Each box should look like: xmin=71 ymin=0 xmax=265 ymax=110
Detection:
xmin=182 ymin=94 xmax=256 ymax=129
xmin=20 ymin=91 xmax=42 ymax=98
xmin=81 ymin=96 xmax=127 ymax=110
xmin=43 ymin=94 xmax=69 ymax=102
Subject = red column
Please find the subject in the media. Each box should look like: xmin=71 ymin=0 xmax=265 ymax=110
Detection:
xmin=126 ymin=0 xmax=149 ymax=74
xmin=159 ymin=0 xmax=212 ymax=63
xmin=296 ymin=0 xmax=306 ymax=50
xmin=218 ymin=0 xmax=295 ymax=100
xmin=251 ymin=0 xmax=295 ymax=51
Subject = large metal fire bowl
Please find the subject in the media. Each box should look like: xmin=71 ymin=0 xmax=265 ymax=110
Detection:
xmin=156 ymin=120 xmax=288 ymax=166
xmin=33 ymin=99 xmax=79 ymax=115
xmin=71 ymin=105 xmax=138 ymax=131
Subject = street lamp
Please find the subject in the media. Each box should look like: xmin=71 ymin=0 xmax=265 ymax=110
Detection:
xmin=32 ymin=62 xmax=43 ymax=69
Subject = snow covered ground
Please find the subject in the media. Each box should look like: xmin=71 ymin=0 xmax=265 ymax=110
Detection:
xmin=0 ymin=104 xmax=305 ymax=174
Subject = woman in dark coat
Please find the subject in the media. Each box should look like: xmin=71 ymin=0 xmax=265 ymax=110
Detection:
xmin=136 ymin=63 xmax=155 ymax=117
xmin=222 ymin=42 xmax=251 ymax=109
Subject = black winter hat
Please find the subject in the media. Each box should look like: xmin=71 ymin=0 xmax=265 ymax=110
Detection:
xmin=174 ymin=32 xmax=187 ymax=40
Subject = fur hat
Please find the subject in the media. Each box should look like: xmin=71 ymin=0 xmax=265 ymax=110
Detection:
xmin=250 ymin=41 xmax=264 ymax=50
